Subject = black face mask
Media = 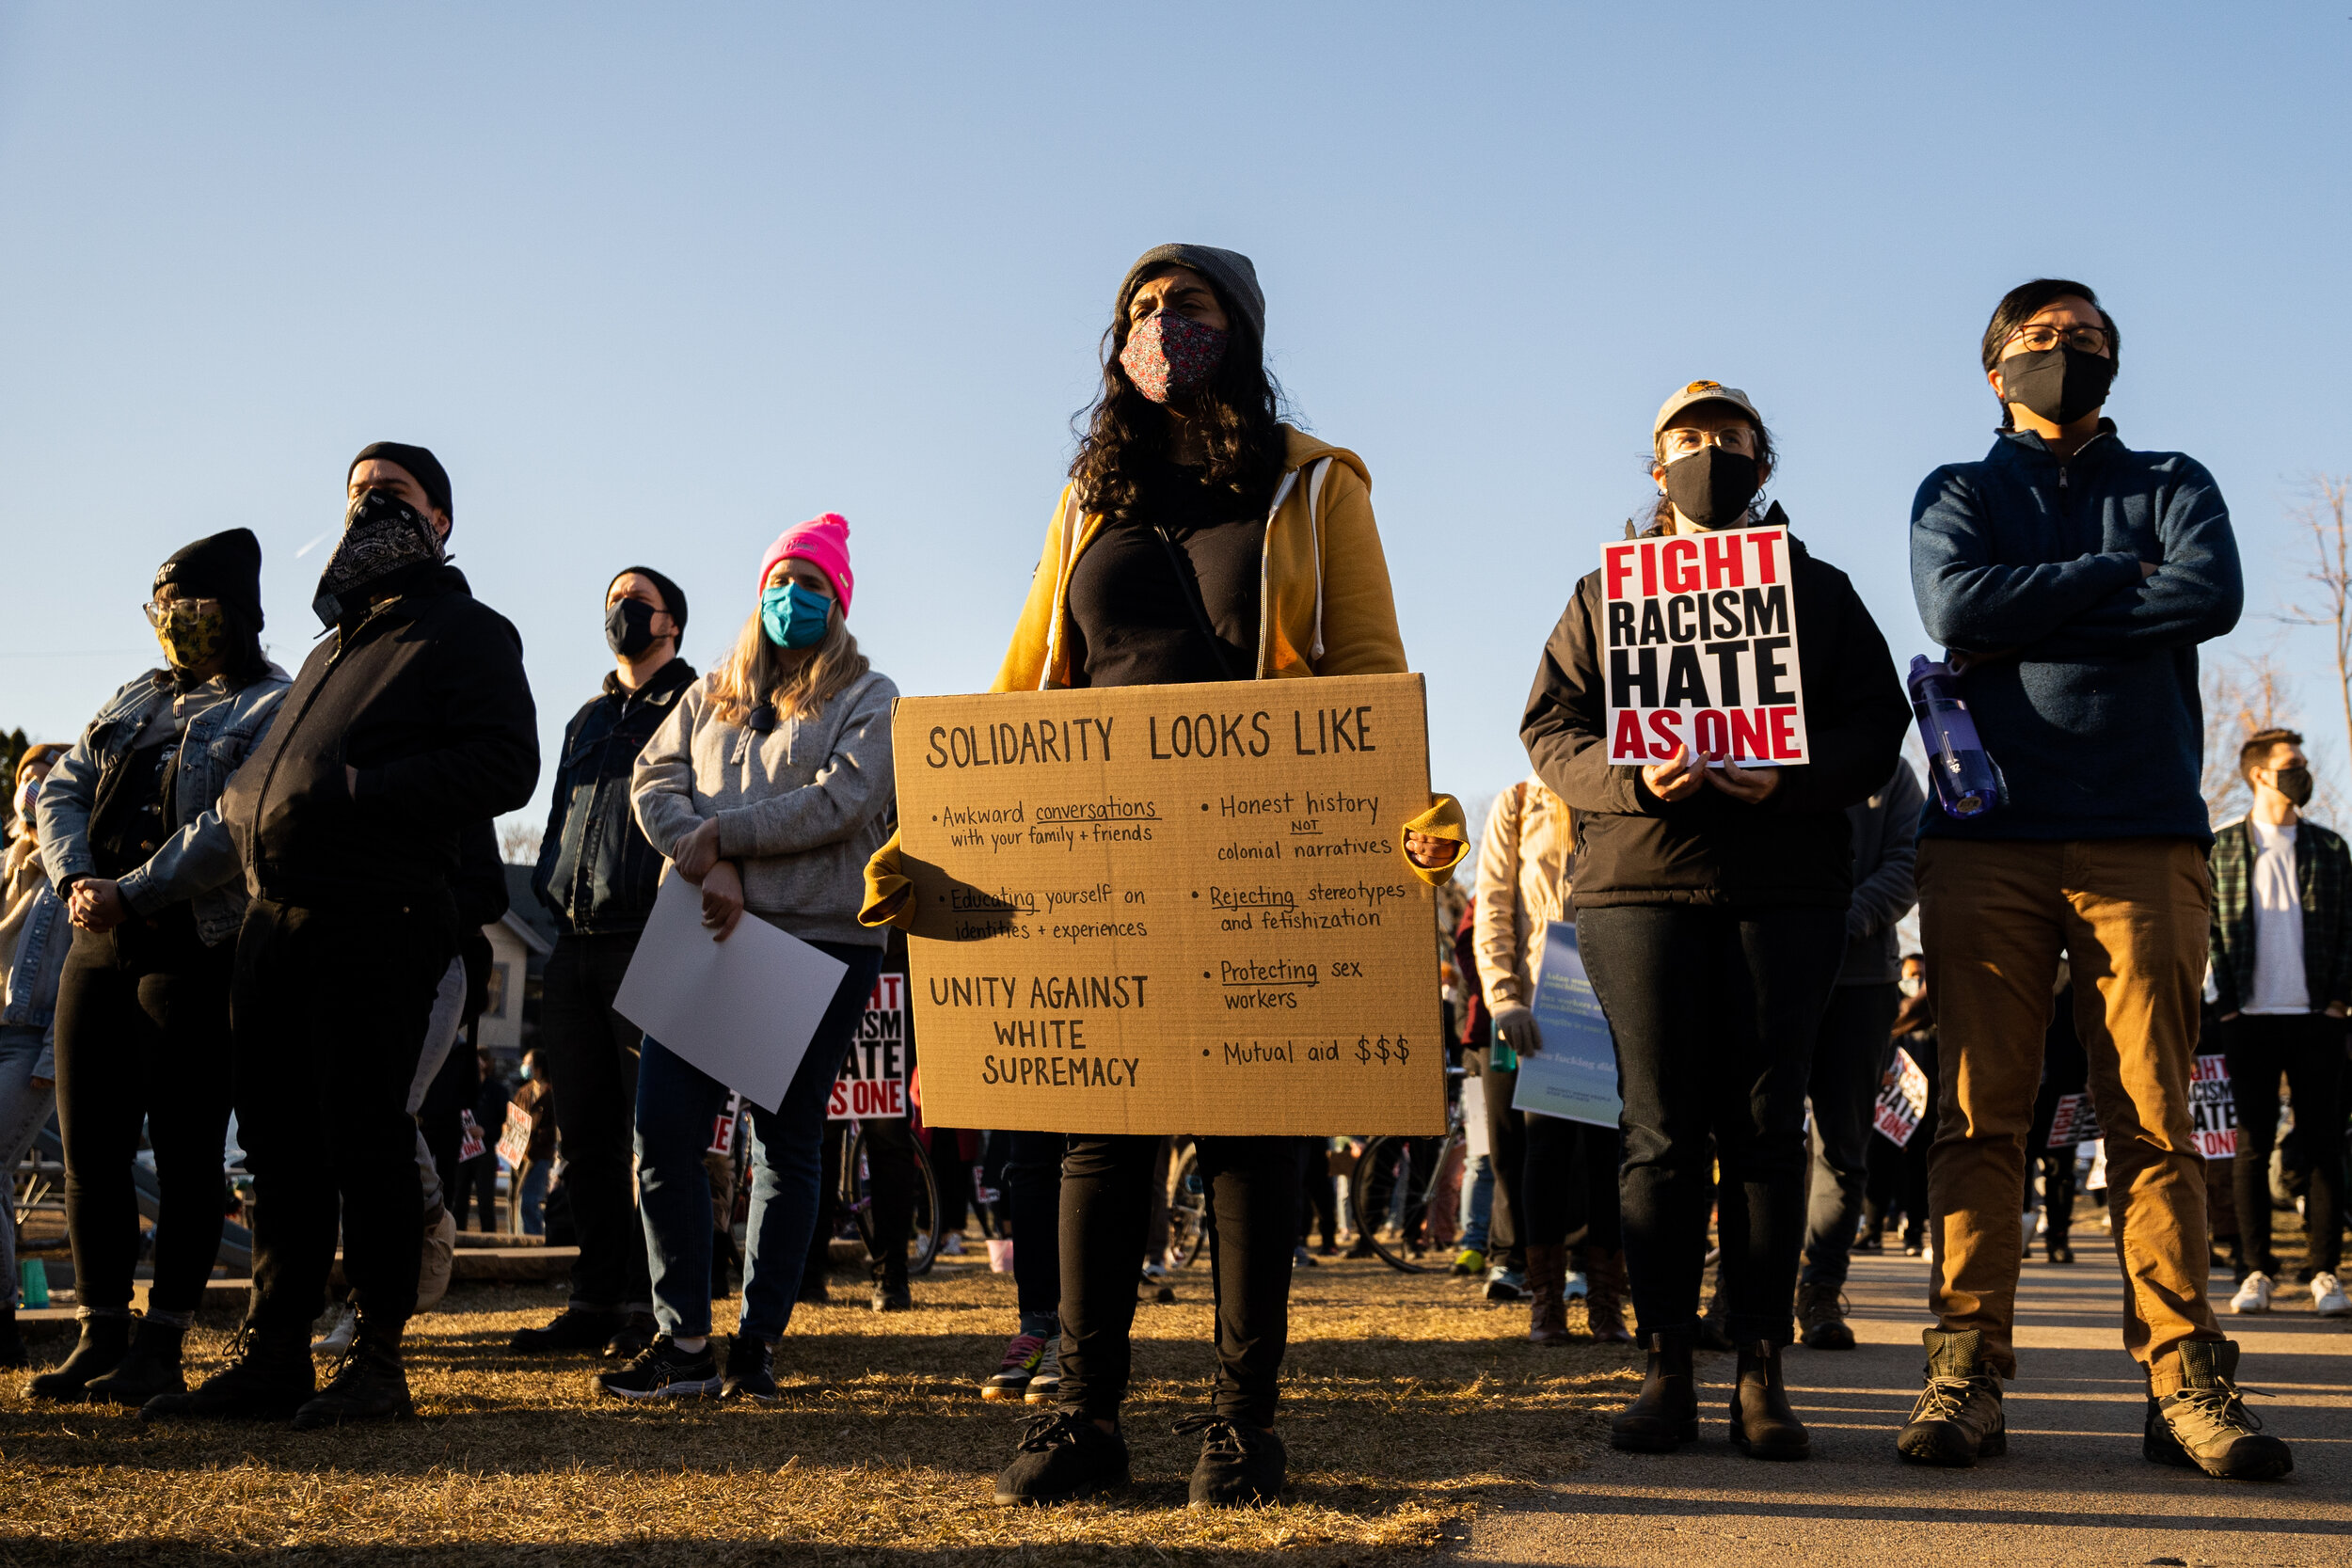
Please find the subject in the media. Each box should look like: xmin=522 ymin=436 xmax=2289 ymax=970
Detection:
xmin=1998 ymin=345 xmax=2116 ymax=427
xmin=1661 ymin=447 xmax=1760 ymax=530
xmin=2274 ymin=766 xmax=2314 ymax=808
xmin=605 ymin=597 xmax=663 ymax=658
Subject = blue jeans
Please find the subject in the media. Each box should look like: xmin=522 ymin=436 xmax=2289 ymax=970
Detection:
xmin=0 ymin=1026 xmax=57 ymax=1307
xmin=516 ymin=1159 xmax=550 ymax=1236
xmin=1458 ymin=1152 xmax=1494 ymax=1254
xmin=635 ymin=941 xmax=882 ymax=1341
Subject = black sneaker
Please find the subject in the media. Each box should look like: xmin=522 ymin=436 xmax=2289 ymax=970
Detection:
xmin=721 ymin=1334 xmax=781 ymax=1403
xmin=596 ymin=1336 xmax=721 ymax=1401
xmin=141 ymin=1325 xmax=315 ymax=1423
xmin=1175 ymin=1413 xmax=1286 ymax=1508
xmin=993 ymin=1411 xmax=1131 ymax=1505
xmin=293 ymin=1334 xmax=414 ymax=1431
xmin=510 ymin=1307 xmax=627 ymax=1354
xmin=871 ymin=1282 xmax=913 ymax=1313
xmin=606 ymin=1310 xmax=659 ymax=1359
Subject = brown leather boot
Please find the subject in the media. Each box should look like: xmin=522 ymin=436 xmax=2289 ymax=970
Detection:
xmin=1728 ymin=1339 xmax=1810 ymax=1460
xmin=1582 ymin=1247 xmax=1635 ymax=1343
xmin=1524 ymin=1243 xmax=1570 ymax=1345
xmin=1609 ymin=1326 xmax=1698 ymax=1452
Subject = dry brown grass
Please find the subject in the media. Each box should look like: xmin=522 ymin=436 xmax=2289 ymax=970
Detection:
xmin=2 ymin=1248 xmax=1636 ymax=1566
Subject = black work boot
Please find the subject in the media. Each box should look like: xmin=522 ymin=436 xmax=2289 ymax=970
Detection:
xmin=141 ymin=1324 xmax=314 ymax=1421
xmin=1897 ymin=1327 xmax=2006 ymax=1465
xmin=1610 ymin=1326 xmax=1699 ymax=1452
xmin=293 ymin=1317 xmax=413 ymax=1430
xmin=1729 ymin=1340 xmax=1810 ymax=1459
xmin=1795 ymin=1282 xmax=1854 ymax=1350
xmin=26 ymin=1314 xmax=132 ymax=1402
xmin=2144 ymin=1338 xmax=2292 ymax=1481
xmin=1176 ymin=1413 xmax=1286 ymax=1508
xmin=84 ymin=1316 xmax=186 ymax=1406
xmin=993 ymin=1411 xmax=1131 ymax=1505
xmin=0 ymin=1304 xmax=27 ymax=1370
xmin=508 ymin=1307 xmax=626 ymax=1354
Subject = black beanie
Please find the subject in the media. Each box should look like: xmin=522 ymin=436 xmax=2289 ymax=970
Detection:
xmin=155 ymin=528 xmax=264 ymax=630
xmin=348 ymin=441 xmax=453 ymax=521
xmin=610 ymin=565 xmax=689 ymax=634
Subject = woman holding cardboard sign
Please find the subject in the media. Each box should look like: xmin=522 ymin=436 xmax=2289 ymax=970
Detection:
xmin=1518 ymin=382 xmax=1908 ymax=1460
xmin=609 ymin=515 xmax=898 ymax=1404
xmin=863 ymin=244 xmax=1465 ymax=1509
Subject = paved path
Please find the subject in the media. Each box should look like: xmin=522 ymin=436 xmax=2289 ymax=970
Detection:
xmin=1464 ymin=1229 xmax=2351 ymax=1566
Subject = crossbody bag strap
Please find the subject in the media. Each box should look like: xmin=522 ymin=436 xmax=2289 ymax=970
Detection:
xmin=1151 ymin=525 xmax=1241 ymax=682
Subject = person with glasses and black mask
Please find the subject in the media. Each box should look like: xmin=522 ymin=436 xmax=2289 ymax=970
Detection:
xmin=509 ymin=566 xmax=695 ymax=1361
xmin=1902 ymin=280 xmax=2286 ymax=1481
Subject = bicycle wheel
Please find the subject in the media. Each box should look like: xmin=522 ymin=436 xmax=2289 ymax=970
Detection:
xmin=844 ymin=1125 xmax=943 ymax=1278
xmin=1347 ymin=1132 xmax=1462 ymax=1274
xmin=1164 ymin=1138 xmax=1208 ymax=1269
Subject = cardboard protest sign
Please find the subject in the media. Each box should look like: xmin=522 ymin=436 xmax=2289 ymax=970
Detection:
xmin=2190 ymin=1053 xmax=2238 ymax=1159
xmin=1872 ymin=1047 xmax=1930 ymax=1147
xmin=2047 ymin=1090 xmax=2102 ymax=1149
xmin=1600 ymin=524 xmax=1809 ymax=767
xmin=830 ymin=971 xmax=911 ymax=1120
xmin=890 ymin=672 xmax=1442 ymax=1135
xmin=707 ymin=1094 xmax=741 ymax=1157
xmin=496 ymin=1101 xmax=532 ymax=1168
xmin=1510 ymin=921 xmax=1622 ymax=1129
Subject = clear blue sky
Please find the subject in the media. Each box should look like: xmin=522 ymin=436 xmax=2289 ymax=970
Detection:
xmin=6 ymin=3 xmax=2349 ymax=844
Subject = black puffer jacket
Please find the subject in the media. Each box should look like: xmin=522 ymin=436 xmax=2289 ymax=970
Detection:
xmin=1519 ymin=514 xmax=1909 ymax=909
xmin=223 ymin=563 xmax=538 ymax=915
xmin=530 ymin=657 xmax=696 ymax=936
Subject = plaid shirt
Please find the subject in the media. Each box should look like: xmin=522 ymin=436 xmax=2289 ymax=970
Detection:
xmin=2207 ymin=816 xmax=2352 ymax=1014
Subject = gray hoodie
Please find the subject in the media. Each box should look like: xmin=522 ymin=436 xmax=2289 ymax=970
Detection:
xmin=630 ymin=667 xmax=897 ymax=949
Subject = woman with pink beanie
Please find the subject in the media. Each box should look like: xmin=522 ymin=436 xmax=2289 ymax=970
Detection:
xmin=600 ymin=514 xmax=898 ymax=1404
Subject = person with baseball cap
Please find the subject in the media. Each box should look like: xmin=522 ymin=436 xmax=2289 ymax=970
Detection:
xmin=145 ymin=443 xmax=538 ymax=1431
xmin=1518 ymin=381 xmax=1908 ymax=1461
xmin=508 ymin=564 xmax=696 ymax=1359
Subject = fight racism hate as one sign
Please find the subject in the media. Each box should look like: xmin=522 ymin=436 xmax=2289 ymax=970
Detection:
xmin=1601 ymin=524 xmax=1809 ymax=768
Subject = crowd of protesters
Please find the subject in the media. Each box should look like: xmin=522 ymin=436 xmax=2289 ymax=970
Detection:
xmin=2 ymin=255 xmax=2341 ymax=1504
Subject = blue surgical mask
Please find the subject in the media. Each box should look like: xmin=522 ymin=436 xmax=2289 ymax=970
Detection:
xmin=519 ymin=1062 xmax=534 ymax=1081
xmin=760 ymin=581 xmax=832 ymax=649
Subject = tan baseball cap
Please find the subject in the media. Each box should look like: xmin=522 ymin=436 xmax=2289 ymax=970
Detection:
xmin=1653 ymin=379 xmax=1762 ymax=438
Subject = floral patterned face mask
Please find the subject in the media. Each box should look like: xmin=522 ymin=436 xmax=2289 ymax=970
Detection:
xmin=1119 ymin=309 xmax=1228 ymax=404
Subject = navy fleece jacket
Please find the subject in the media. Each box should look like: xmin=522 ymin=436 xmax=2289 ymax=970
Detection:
xmin=1909 ymin=422 xmax=2241 ymax=845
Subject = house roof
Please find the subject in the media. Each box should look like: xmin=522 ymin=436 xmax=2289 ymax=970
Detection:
xmin=501 ymin=863 xmax=563 ymax=951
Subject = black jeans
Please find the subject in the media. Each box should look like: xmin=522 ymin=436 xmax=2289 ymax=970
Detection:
xmin=1058 ymin=1133 xmax=1297 ymax=1428
xmin=233 ymin=898 xmax=451 ymax=1336
xmin=1578 ymin=903 xmax=1845 ymax=1344
xmin=1298 ymin=1136 xmax=1338 ymax=1248
xmin=1521 ymin=1114 xmax=1622 ymax=1253
xmin=538 ymin=931 xmax=655 ymax=1315
xmin=2224 ymin=1012 xmax=2345 ymax=1275
xmin=54 ymin=921 xmax=235 ymax=1317
xmin=1473 ymin=1047 xmax=1528 ymax=1271
xmin=1801 ymin=982 xmax=1902 ymax=1291
xmin=806 ymin=1117 xmax=922 ymax=1291
xmin=1005 ymin=1129 xmax=1065 ymax=1324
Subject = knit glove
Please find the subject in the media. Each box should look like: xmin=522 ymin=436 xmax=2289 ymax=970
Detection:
xmin=1491 ymin=1004 xmax=1544 ymax=1055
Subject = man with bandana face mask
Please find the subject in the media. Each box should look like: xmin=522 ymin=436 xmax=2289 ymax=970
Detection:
xmin=509 ymin=566 xmax=695 ymax=1359
xmin=2207 ymin=727 xmax=2351 ymax=1321
xmin=1906 ymin=281 xmax=2278 ymax=1480
xmin=146 ymin=443 xmax=538 ymax=1433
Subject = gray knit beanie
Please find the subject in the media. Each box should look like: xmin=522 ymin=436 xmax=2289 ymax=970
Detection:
xmin=1116 ymin=244 xmax=1264 ymax=342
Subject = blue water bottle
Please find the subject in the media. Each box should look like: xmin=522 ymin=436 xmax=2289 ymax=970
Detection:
xmin=1908 ymin=656 xmax=2001 ymax=820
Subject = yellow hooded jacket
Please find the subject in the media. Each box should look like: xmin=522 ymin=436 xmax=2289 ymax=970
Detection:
xmin=861 ymin=427 xmax=1464 ymax=927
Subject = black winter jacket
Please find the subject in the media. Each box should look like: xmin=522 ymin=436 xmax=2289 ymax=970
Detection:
xmin=530 ymin=657 xmax=696 ymax=936
xmin=1520 ymin=514 xmax=1910 ymax=908
xmin=223 ymin=563 xmax=539 ymax=915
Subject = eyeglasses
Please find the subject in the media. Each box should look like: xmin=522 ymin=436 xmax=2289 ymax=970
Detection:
xmin=2007 ymin=323 xmax=2112 ymax=355
xmin=141 ymin=597 xmax=220 ymax=626
xmin=1660 ymin=427 xmax=1757 ymax=459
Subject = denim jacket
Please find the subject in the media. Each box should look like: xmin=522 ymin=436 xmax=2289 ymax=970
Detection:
xmin=1 ymin=841 xmax=65 ymax=1069
xmin=39 ymin=664 xmax=293 ymax=946
xmin=532 ymin=657 xmax=696 ymax=936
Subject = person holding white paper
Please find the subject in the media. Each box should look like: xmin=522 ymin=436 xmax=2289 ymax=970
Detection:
xmin=1519 ymin=382 xmax=1907 ymax=1462
xmin=603 ymin=514 xmax=898 ymax=1405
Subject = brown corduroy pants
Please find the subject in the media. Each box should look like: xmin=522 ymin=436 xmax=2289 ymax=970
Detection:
xmin=1917 ymin=837 xmax=2225 ymax=1394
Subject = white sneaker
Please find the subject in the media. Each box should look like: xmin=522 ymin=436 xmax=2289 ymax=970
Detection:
xmin=2230 ymin=1271 xmax=2273 ymax=1314
xmin=1563 ymin=1270 xmax=1589 ymax=1301
xmin=415 ymin=1207 xmax=458 ymax=1312
xmin=938 ymin=1233 xmax=966 ymax=1258
xmin=2312 ymin=1272 xmax=2350 ymax=1318
xmin=310 ymin=1302 xmax=358 ymax=1354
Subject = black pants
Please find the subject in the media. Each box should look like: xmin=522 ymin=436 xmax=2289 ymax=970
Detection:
xmin=1058 ymin=1133 xmax=1297 ymax=1428
xmin=1005 ymin=1129 xmax=1065 ymax=1324
xmin=233 ymin=898 xmax=451 ymax=1336
xmin=1298 ymin=1137 xmax=1338 ymax=1248
xmin=1521 ymin=1114 xmax=1622 ymax=1252
xmin=538 ymin=931 xmax=654 ymax=1314
xmin=2026 ymin=989 xmax=2090 ymax=1247
xmin=1801 ymin=982 xmax=1902 ymax=1291
xmin=2224 ymin=1012 xmax=2345 ymax=1275
xmin=456 ymin=1154 xmax=500 ymax=1231
xmin=805 ymin=1117 xmax=921 ymax=1291
xmin=1579 ymin=903 xmax=1845 ymax=1345
xmin=1473 ymin=1047 xmax=1527 ymax=1271
xmin=54 ymin=922 xmax=235 ymax=1317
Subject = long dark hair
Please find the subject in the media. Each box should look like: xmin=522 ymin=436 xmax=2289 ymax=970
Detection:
xmin=1068 ymin=266 xmax=1289 ymax=521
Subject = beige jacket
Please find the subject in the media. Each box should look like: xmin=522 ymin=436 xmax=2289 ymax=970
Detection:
xmin=1472 ymin=778 xmax=1573 ymax=1011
